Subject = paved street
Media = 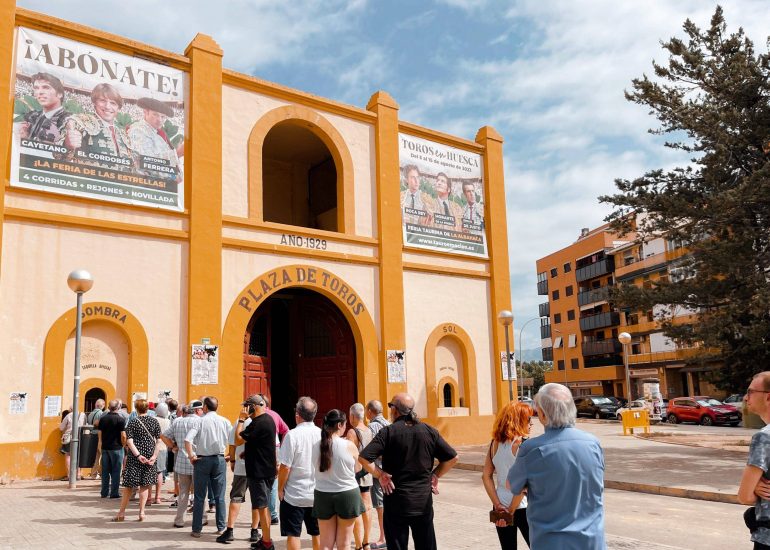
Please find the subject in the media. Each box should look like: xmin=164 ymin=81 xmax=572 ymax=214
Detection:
xmin=0 ymin=467 xmax=752 ymax=549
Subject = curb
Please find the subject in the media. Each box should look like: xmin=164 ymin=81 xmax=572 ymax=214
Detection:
xmin=455 ymin=462 xmax=740 ymax=505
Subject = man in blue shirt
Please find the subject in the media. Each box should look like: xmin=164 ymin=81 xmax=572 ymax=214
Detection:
xmin=507 ymin=383 xmax=605 ymax=549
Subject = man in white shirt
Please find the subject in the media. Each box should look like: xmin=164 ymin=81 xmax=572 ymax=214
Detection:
xmin=277 ymin=397 xmax=322 ymax=550
xmin=185 ymin=396 xmax=232 ymax=538
xmin=162 ymin=402 xmax=203 ymax=528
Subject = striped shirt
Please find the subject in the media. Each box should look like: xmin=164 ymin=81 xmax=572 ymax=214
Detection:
xmin=163 ymin=415 xmax=200 ymax=475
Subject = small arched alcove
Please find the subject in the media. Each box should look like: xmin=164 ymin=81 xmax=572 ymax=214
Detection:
xmin=262 ymin=121 xmax=338 ymax=231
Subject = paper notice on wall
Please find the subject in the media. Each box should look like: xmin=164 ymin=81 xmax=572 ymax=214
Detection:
xmin=9 ymin=392 xmax=28 ymax=415
xmin=387 ymin=350 xmax=406 ymax=383
xmin=191 ymin=345 xmax=219 ymax=385
xmin=44 ymin=395 xmax=62 ymax=417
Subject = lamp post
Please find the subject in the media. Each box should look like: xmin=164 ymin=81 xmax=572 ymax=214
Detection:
xmin=618 ymin=332 xmax=632 ymax=403
xmin=67 ymin=269 xmax=94 ymax=489
xmin=498 ymin=310 xmax=514 ymax=401
xmin=553 ymin=328 xmax=568 ymax=387
xmin=517 ymin=317 xmax=542 ymax=399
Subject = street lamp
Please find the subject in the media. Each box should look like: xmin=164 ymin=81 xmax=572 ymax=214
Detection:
xmin=553 ymin=328 xmax=568 ymax=387
xmin=618 ymin=331 xmax=632 ymax=403
xmin=67 ymin=269 xmax=93 ymax=489
xmin=517 ymin=317 xmax=542 ymax=399
xmin=497 ymin=310 xmax=514 ymax=401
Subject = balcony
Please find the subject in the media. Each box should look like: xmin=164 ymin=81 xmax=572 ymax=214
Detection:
xmin=542 ymin=347 xmax=553 ymax=361
xmin=577 ymin=286 xmax=610 ymax=307
xmin=537 ymin=279 xmax=549 ymax=295
xmin=582 ymin=340 xmax=623 ymax=356
xmin=614 ymin=248 xmax=688 ymax=280
xmin=626 ymin=347 xmax=718 ymax=365
xmin=539 ymin=302 xmax=550 ymax=317
xmin=540 ymin=324 xmax=551 ymax=339
xmin=584 ymin=355 xmax=623 ymax=368
xmin=575 ymin=257 xmax=614 ymax=283
xmin=579 ymin=311 xmax=620 ymax=331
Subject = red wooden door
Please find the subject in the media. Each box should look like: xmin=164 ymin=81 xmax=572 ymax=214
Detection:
xmin=295 ymin=295 xmax=356 ymax=423
xmin=243 ymin=312 xmax=271 ymax=401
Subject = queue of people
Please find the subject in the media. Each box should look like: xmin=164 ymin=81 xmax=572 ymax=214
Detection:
xmin=69 ymin=391 xmax=455 ymax=550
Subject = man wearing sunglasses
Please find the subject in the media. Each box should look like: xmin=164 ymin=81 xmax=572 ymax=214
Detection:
xmin=738 ymin=373 xmax=770 ymax=549
xmin=358 ymin=393 xmax=457 ymax=550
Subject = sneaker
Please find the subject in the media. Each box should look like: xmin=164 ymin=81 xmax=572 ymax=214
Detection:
xmin=208 ymin=504 xmax=216 ymax=513
xmin=169 ymin=500 xmax=178 ymax=508
xmin=270 ymin=517 xmax=279 ymax=525
xmin=191 ymin=532 xmax=202 ymax=538
xmin=249 ymin=528 xmax=261 ymax=543
xmin=216 ymin=528 xmax=234 ymax=544
xmin=251 ymin=540 xmax=275 ymax=550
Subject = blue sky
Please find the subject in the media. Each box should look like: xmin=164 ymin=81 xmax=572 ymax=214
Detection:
xmin=19 ymin=0 xmax=769 ymax=349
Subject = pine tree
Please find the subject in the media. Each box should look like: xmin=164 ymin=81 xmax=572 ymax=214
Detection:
xmin=601 ymin=7 xmax=770 ymax=393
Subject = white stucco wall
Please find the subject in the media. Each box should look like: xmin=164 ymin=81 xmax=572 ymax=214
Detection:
xmin=221 ymin=85 xmax=377 ymax=238
xmin=0 ymin=222 xmax=186 ymax=443
xmin=403 ymin=271 xmax=494 ymax=417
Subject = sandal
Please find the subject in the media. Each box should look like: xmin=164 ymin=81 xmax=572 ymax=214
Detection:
xmin=111 ymin=515 xmax=125 ymax=522
xmin=137 ymin=514 xmax=145 ymax=522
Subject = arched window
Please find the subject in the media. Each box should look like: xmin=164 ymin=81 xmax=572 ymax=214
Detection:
xmin=442 ymin=383 xmax=453 ymax=407
xmin=262 ymin=122 xmax=338 ymax=231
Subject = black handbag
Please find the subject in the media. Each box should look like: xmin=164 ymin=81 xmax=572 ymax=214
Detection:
xmin=744 ymin=506 xmax=770 ymax=533
xmin=167 ymin=448 xmax=175 ymax=473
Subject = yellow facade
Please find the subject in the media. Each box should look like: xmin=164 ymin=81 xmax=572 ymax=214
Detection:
xmin=0 ymin=6 xmax=514 ymax=480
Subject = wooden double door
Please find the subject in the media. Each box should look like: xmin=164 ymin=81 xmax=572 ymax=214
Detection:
xmin=243 ymin=289 xmax=356 ymax=425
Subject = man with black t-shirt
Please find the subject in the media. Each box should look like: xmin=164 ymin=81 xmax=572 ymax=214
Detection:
xmin=97 ymin=399 xmax=126 ymax=499
xmin=359 ymin=393 xmax=457 ymax=550
xmin=235 ymin=394 xmax=277 ymax=550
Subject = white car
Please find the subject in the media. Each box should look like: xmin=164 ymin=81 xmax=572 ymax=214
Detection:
xmin=615 ymin=399 xmax=649 ymax=421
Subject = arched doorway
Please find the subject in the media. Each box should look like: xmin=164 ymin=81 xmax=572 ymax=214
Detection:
xmin=84 ymin=387 xmax=106 ymax=413
xmin=243 ymin=288 xmax=356 ymax=426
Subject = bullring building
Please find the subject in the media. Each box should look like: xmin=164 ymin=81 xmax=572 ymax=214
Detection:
xmin=0 ymin=4 xmax=514 ymax=480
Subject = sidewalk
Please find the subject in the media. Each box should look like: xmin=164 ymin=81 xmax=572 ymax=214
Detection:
xmin=456 ymin=419 xmax=751 ymax=503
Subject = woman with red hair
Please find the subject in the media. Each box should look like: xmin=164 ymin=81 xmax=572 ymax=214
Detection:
xmin=482 ymin=402 xmax=531 ymax=549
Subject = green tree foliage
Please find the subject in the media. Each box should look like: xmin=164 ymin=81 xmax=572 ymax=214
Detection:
xmin=518 ymin=360 xmax=553 ymax=394
xmin=600 ymin=7 xmax=770 ymax=393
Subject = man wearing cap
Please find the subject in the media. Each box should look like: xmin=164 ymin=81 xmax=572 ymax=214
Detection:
xmin=234 ymin=395 xmax=278 ymax=550
xmin=162 ymin=400 xmax=203 ymax=528
xmin=185 ymin=396 xmax=232 ymax=538
xmin=128 ymin=97 xmax=182 ymax=176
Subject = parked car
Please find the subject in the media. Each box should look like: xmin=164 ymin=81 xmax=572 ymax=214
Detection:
xmin=607 ymin=396 xmax=628 ymax=408
xmin=615 ymin=399 xmax=647 ymax=421
xmin=574 ymin=396 xmax=620 ymax=419
xmin=724 ymin=394 xmax=745 ymax=410
xmin=666 ymin=396 xmax=742 ymax=426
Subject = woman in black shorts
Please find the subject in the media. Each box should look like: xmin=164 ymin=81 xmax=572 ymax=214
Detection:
xmin=312 ymin=409 xmax=365 ymax=550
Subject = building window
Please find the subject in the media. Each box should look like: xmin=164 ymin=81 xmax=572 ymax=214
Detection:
xmin=537 ymin=271 xmax=547 ymax=283
xmin=564 ymin=262 xmax=571 ymax=273
xmin=552 ymin=290 xmax=560 ymax=300
xmin=566 ymin=285 xmax=574 ymax=297
xmin=571 ymin=358 xmax=579 ymax=369
xmin=568 ymin=334 xmax=577 ymax=348
xmin=554 ymin=313 xmax=562 ymax=324
xmin=550 ymin=267 xmax=558 ymax=278
xmin=443 ymin=384 xmax=453 ymax=407
xmin=567 ymin=309 xmax=575 ymax=321
xmin=263 ymin=121 xmax=338 ymax=231
xmin=557 ymin=359 xmax=565 ymax=371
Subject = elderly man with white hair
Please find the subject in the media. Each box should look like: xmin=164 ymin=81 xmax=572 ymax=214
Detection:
xmin=506 ymin=383 xmax=605 ymax=549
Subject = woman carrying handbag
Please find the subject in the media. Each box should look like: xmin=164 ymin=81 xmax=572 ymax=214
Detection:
xmin=482 ymin=401 xmax=531 ymax=549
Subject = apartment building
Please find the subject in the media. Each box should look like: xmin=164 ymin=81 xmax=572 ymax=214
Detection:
xmin=537 ymin=223 xmax=725 ymax=399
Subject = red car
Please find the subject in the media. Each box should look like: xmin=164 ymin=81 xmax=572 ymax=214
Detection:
xmin=666 ymin=396 xmax=742 ymax=426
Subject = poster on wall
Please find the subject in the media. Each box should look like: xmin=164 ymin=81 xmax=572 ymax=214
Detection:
xmin=387 ymin=350 xmax=406 ymax=383
xmin=9 ymin=392 xmax=28 ymax=415
xmin=398 ymin=133 xmax=488 ymax=258
xmin=191 ymin=345 xmax=219 ymax=385
xmin=500 ymin=351 xmax=516 ymax=381
xmin=10 ymin=27 xmax=186 ymax=211
xmin=44 ymin=395 xmax=62 ymax=417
